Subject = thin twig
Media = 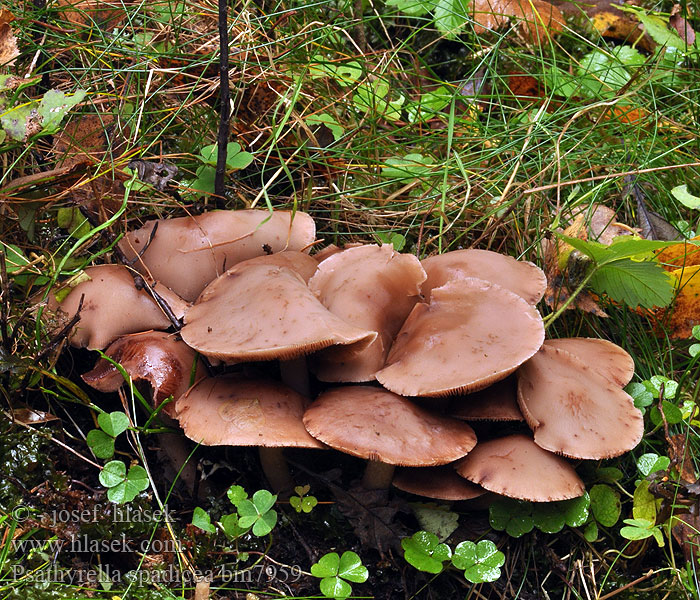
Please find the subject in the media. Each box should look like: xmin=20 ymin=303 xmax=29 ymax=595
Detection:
xmin=215 ymin=0 xmax=230 ymax=203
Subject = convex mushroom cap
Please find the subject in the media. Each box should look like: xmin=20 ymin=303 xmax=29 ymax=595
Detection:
xmin=82 ymin=331 xmax=205 ymax=418
xmin=181 ymin=263 xmax=376 ymax=362
xmin=421 ymin=249 xmax=546 ymax=305
xmin=454 ymin=434 xmax=585 ymax=501
xmin=544 ymin=338 xmax=634 ymax=386
xmin=119 ymin=210 xmax=316 ymax=301
xmin=376 ymin=278 xmax=545 ymax=397
xmin=450 ymin=377 xmax=524 ymax=422
xmin=393 ymin=466 xmax=486 ymax=501
xmin=302 ymin=386 xmax=477 ymax=466
xmin=309 ymin=244 xmax=426 ymax=382
xmin=176 ymin=375 xmax=324 ymax=448
xmin=46 ymin=265 xmax=184 ymax=349
xmin=517 ymin=345 xmax=643 ymax=459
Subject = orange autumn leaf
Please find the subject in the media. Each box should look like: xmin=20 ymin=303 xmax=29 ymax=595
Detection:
xmin=655 ymin=236 xmax=700 ymax=271
xmin=472 ymin=0 xmax=565 ymax=42
xmin=656 ymin=265 xmax=700 ymax=338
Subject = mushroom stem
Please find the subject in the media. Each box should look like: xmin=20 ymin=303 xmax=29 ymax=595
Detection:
xmin=361 ymin=461 xmax=396 ymax=490
xmin=259 ymin=447 xmax=295 ymax=494
xmin=280 ymin=356 xmax=310 ymax=397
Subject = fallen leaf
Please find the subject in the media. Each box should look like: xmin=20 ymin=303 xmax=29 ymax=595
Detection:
xmin=55 ymin=0 xmax=127 ymax=29
xmin=672 ymin=510 xmax=700 ymax=565
xmin=12 ymin=408 xmax=60 ymax=425
xmin=0 ymin=9 xmax=19 ymax=67
xmin=472 ymin=0 xmax=565 ymax=42
xmin=669 ymin=5 xmax=696 ymax=45
xmin=656 ymin=266 xmax=700 ymax=338
xmin=655 ymin=237 xmax=700 ymax=271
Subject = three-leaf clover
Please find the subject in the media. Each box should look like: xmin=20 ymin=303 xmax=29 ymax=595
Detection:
xmin=452 ymin=540 xmax=505 ymax=583
xmin=98 ymin=460 xmax=149 ymax=503
xmin=401 ymin=531 xmax=451 ymax=573
xmin=289 ymin=485 xmax=318 ymax=514
xmin=620 ymin=518 xmax=664 ymax=547
xmin=236 ymin=490 xmax=278 ymax=536
xmin=311 ymin=551 xmax=368 ymax=600
xmin=87 ymin=411 xmax=130 ymax=459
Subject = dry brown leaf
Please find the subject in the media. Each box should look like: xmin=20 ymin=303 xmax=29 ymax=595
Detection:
xmin=472 ymin=0 xmax=565 ymax=42
xmin=0 ymin=10 xmax=19 ymax=68
xmin=670 ymin=4 xmax=696 ymax=46
xmin=55 ymin=0 xmax=127 ymax=29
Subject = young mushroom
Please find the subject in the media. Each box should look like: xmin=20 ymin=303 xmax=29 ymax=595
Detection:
xmin=376 ymin=278 xmax=545 ymax=397
xmin=449 ymin=377 xmax=524 ymax=422
xmin=176 ymin=375 xmax=325 ymax=493
xmin=393 ymin=465 xmax=486 ymax=501
xmin=302 ymin=386 xmax=477 ymax=490
xmin=119 ymin=209 xmax=317 ymax=301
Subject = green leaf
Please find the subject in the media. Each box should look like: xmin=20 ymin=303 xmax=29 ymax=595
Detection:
xmin=190 ymin=164 xmax=216 ymax=196
xmin=192 ymin=507 xmax=216 ymax=533
xmin=650 ymin=399 xmax=684 ymax=426
xmin=382 ymin=153 xmax=434 ymax=179
xmin=386 ymin=0 xmax=435 ymax=17
xmin=220 ymin=513 xmax=249 ymax=538
xmin=227 ymin=484 xmax=248 ymax=507
xmin=337 ymin=551 xmax=369 ymax=583
xmin=97 ymin=411 xmax=129 ymax=438
xmin=489 ymin=498 xmax=534 ymax=538
xmin=632 ymin=480 xmax=660 ymax=523
xmin=452 ymin=540 xmax=505 ymax=583
xmin=637 ymin=453 xmax=671 ymax=477
xmin=99 ymin=460 xmax=127 ymax=488
xmin=306 ymin=113 xmax=344 ymax=142
xmin=199 ymin=142 xmax=254 ymax=170
xmin=589 ymin=484 xmax=621 ymax=527
xmin=620 ymin=518 xmax=664 ymax=546
xmin=38 ymin=89 xmax=87 ymax=133
xmin=319 ymin=577 xmax=352 ymax=600
xmin=236 ymin=490 xmax=277 ymax=536
xmin=589 ymin=259 xmax=675 ymax=308
xmin=648 ymin=375 xmax=678 ymax=399
xmin=401 ymin=531 xmax=452 ymax=573
xmin=1 ymin=103 xmax=37 ymax=142
xmin=583 ymin=521 xmax=598 ymax=542
xmin=433 ymin=0 xmax=469 ymax=37
xmin=596 ymin=468 xmax=624 ymax=484
xmin=86 ymin=429 xmax=115 ymax=459
xmin=637 ymin=12 xmax=686 ymax=49
xmin=311 ymin=552 xmax=341 ymax=578
xmin=626 ymin=382 xmax=654 ymax=409
xmin=532 ymin=503 xmax=566 ymax=534
xmin=672 ymin=184 xmax=700 ymax=209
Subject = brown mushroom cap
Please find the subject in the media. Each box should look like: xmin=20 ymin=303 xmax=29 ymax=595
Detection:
xmin=181 ymin=263 xmax=377 ymax=362
xmin=302 ymin=386 xmax=477 ymax=466
xmin=175 ymin=375 xmax=324 ymax=448
xmin=454 ymin=434 xmax=585 ymax=501
xmin=82 ymin=331 xmax=205 ymax=417
xmin=544 ymin=338 xmax=634 ymax=386
xmin=308 ymin=244 xmax=426 ymax=382
xmin=449 ymin=377 xmax=524 ymax=421
xmin=517 ymin=345 xmax=643 ymax=459
xmin=393 ymin=466 xmax=486 ymax=501
xmin=119 ymin=210 xmax=316 ymax=301
xmin=376 ymin=279 xmax=545 ymax=397
xmin=46 ymin=265 xmax=176 ymax=349
xmin=421 ymin=249 xmax=546 ymax=305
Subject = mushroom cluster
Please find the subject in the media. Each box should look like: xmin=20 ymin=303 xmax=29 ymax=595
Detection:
xmin=49 ymin=208 xmax=643 ymax=504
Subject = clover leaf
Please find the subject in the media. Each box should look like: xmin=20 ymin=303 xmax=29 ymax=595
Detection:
xmin=452 ymin=540 xmax=505 ymax=583
xmin=311 ymin=551 xmax=368 ymax=600
xmin=86 ymin=429 xmax=115 ymax=459
xmin=489 ymin=498 xmax=534 ymax=538
xmin=236 ymin=489 xmax=277 ymax=536
xmin=401 ymin=530 xmax=452 ymax=574
xmin=97 ymin=411 xmax=129 ymax=437
xmin=589 ymin=484 xmax=621 ymax=527
xmin=191 ymin=507 xmax=216 ymax=533
xmin=99 ymin=461 xmax=149 ymax=503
